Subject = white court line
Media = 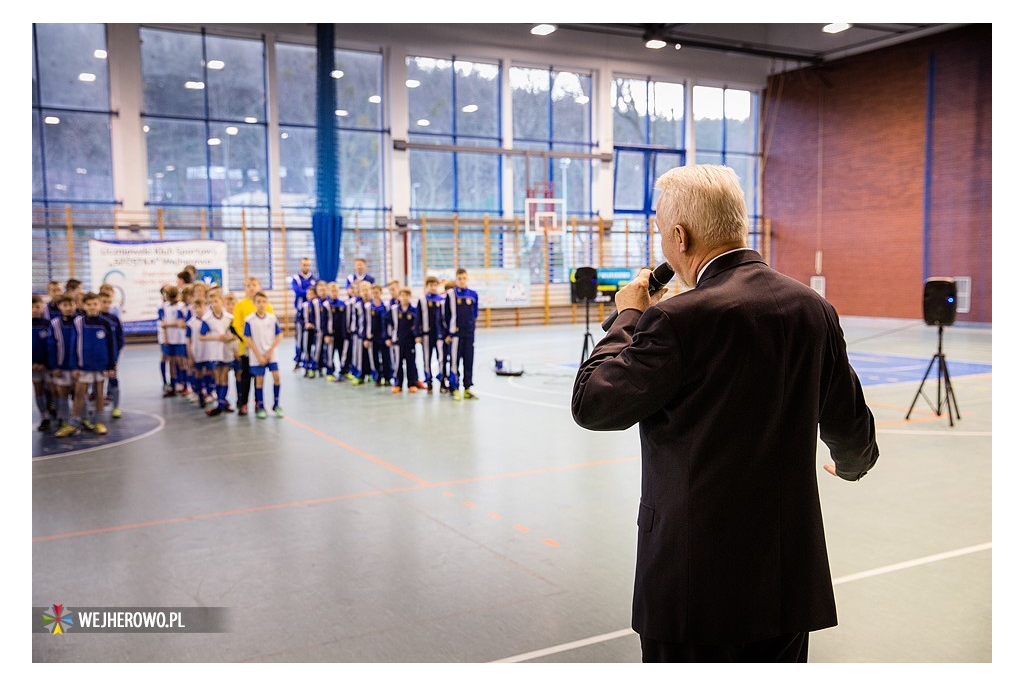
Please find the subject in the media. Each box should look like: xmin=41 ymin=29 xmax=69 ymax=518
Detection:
xmin=31 ymin=410 xmax=167 ymax=462
xmin=491 ymin=541 xmax=992 ymax=663
xmin=506 ymin=376 xmax=571 ymax=396
xmin=876 ymin=429 xmax=992 ymax=437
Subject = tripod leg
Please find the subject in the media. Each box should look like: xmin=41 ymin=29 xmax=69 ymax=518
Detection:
xmin=905 ymin=354 xmax=939 ymax=419
xmin=940 ymin=355 xmax=961 ymax=422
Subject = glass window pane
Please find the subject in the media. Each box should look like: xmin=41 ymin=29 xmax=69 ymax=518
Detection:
xmin=694 ymin=85 xmax=724 ymax=151
xmin=726 ymin=89 xmax=757 ymax=153
xmin=511 ymin=67 xmax=549 ymax=140
xmin=32 ymin=112 xmax=43 ymax=199
xmin=42 ymin=110 xmax=114 ymax=202
xmin=340 ymin=130 xmax=382 ymax=208
xmin=552 ymin=145 xmax=592 ymax=215
xmin=205 ymin=35 xmax=266 ymax=122
xmin=456 ymin=152 xmax=500 ymax=212
xmin=613 ymin=78 xmax=646 ymax=145
xmin=408 ymin=56 xmax=453 ymax=136
xmin=276 ymin=43 xmax=316 ymax=126
xmin=207 ymin=122 xmax=268 ymax=206
xmin=455 ymin=60 xmax=499 ymax=138
xmin=410 ymin=148 xmax=454 ymax=211
xmin=650 ymin=81 xmax=684 ymax=148
xmin=144 ymin=117 xmax=210 ymax=205
xmin=725 ymin=154 xmax=758 ymax=215
xmin=552 ymin=71 xmax=591 ymax=143
xmin=695 ymin=151 xmax=722 ymax=165
xmin=614 ymin=150 xmax=646 ymax=211
xmin=35 ymin=23 xmax=110 ymax=111
xmin=512 ymin=141 xmax=548 ymax=214
xmin=279 ymin=126 xmax=316 ymax=206
xmin=141 ymin=28 xmax=206 ymax=118
xmin=336 ymin=49 xmax=383 ymax=131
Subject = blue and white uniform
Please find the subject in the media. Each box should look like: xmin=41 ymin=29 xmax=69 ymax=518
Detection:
xmin=367 ymin=299 xmax=392 ymax=382
xmin=74 ymin=314 xmax=117 ymax=384
xmin=200 ymin=309 xmax=234 ymax=365
xmin=417 ymin=291 xmax=448 ymax=388
xmin=446 ymin=286 xmax=479 ymax=391
xmin=300 ymin=297 xmax=333 ymax=373
xmin=390 ymin=302 xmax=421 ymax=389
xmin=290 ymin=270 xmax=318 ymax=362
xmin=243 ymin=311 xmax=282 ymax=373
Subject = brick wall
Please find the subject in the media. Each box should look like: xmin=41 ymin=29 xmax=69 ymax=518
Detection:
xmin=763 ymin=24 xmax=991 ymax=322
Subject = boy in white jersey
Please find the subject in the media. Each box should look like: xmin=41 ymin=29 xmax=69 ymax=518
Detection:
xmin=160 ymin=285 xmax=188 ymax=397
xmin=243 ymin=292 xmax=284 ymax=419
xmin=200 ymin=289 xmax=236 ymax=417
xmin=185 ymin=296 xmax=209 ymax=407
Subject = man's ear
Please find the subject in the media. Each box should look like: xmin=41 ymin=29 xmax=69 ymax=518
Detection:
xmin=674 ymin=224 xmax=688 ymax=252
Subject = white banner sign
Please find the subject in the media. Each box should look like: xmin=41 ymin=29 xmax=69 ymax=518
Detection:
xmin=431 ymin=268 xmax=531 ymax=309
xmin=88 ymin=240 xmax=230 ymax=331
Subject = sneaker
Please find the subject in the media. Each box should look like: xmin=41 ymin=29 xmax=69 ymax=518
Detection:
xmin=81 ymin=418 xmax=96 ymax=431
xmin=256 ymin=407 xmax=268 ymax=419
xmin=273 ymin=406 xmax=284 ymax=418
xmin=452 ymin=390 xmax=462 ymax=401
xmin=326 ymin=374 xmax=337 ymax=382
xmin=238 ymin=404 xmax=248 ymax=416
xmin=416 ymin=381 xmax=428 ymax=390
xmin=111 ymin=408 xmax=122 ymax=419
xmin=224 ymin=404 xmax=235 ymax=413
xmin=463 ymin=389 xmax=478 ymax=400
xmin=163 ymin=389 xmax=177 ymax=398
xmin=206 ymin=406 xmax=223 ymax=417
xmin=294 ymin=362 xmax=302 ymax=372
xmin=392 ymin=386 xmax=401 ymax=394
xmin=38 ymin=418 xmax=51 ymax=432
xmin=351 ymin=377 xmax=363 ymax=386
xmin=344 ymin=373 xmax=356 ymax=381
xmin=408 ymin=386 xmax=418 ymax=394
xmin=54 ymin=423 xmax=79 ymax=438
xmin=94 ymin=422 xmax=108 ymax=435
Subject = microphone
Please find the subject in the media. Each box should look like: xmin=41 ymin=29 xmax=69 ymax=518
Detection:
xmin=601 ymin=262 xmax=674 ymax=331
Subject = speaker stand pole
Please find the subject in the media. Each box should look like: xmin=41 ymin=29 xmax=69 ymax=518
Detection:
xmin=905 ymin=324 xmax=961 ymax=427
xmin=581 ymin=298 xmax=595 ymax=363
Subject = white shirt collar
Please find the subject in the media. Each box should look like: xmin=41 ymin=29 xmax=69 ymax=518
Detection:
xmin=696 ymin=247 xmax=749 ymax=286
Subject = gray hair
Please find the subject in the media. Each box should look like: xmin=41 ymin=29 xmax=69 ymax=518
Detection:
xmin=655 ymin=165 xmax=748 ymax=248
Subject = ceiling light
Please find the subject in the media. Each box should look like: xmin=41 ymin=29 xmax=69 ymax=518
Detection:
xmin=166 ymin=165 xmax=175 ymax=171
xmin=93 ymin=49 xmax=107 ymax=59
xmin=416 ymin=119 xmax=430 ymax=126
xmin=461 ymin=104 xmax=478 ymax=113
xmin=645 ymin=39 xmax=667 ymax=49
xmin=331 ymin=70 xmax=344 ymax=79
xmin=143 ymin=124 xmax=150 ymax=133
xmin=44 ymin=116 xmax=60 ymax=125
xmin=368 ymin=95 xmax=381 ymax=103
xmin=675 ymin=43 xmax=681 ymax=50
xmin=531 ymin=24 xmax=556 ymax=36
xmin=823 ymin=23 xmax=851 ymax=34
xmin=185 ymin=80 xmax=205 ymax=90
xmin=208 ymin=138 xmax=221 ymax=146
xmin=281 ymin=132 xmax=289 ymax=139
xmin=244 ymin=117 xmax=258 ymax=124
xmin=75 ymin=168 xmax=87 ymax=175
xmin=406 ymin=79 xmax=421 ymax=88
xmin=78 ymin=73 xmax=97 ymax=82
xmin=226 ymin=126 xmax=239 ymax=135
xmin=575 ymin=95 xmax=590 ymax=105
xmin=207 ymin=60 xmax=225 ymax=70
xmin=335 ymin=109 xmax=349 ymax=117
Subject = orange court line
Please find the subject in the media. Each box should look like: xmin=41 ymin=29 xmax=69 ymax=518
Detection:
xmin=543 ymin=539 xmax=560 ymax=548
xmin=33 ymin=453 xmax=641 ymax=543
xmin=31 ymin=484 xmax=425 ymax=543
xmin=514 ymin=525 xmax=530 ymax=533
xmin=284 ymin=416 xmax=432 ymax=486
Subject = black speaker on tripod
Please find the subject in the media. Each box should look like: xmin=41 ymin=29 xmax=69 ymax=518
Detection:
xmin=906 ymin=277 xmax=961 ymax=426
xmin=574 ymin=267 xmax=598 ymax=362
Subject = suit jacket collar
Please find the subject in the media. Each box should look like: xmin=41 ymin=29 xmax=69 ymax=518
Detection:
xmin=696 ymin=249 xmax=766 ymax=287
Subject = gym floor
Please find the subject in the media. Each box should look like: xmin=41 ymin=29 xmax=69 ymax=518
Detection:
xmin=30 ymin=316 xmax=993 ymax=663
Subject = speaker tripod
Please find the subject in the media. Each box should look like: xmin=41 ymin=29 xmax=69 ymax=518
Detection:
xmin=905 ymin=324 xmax=961 ymax=427
xmin=580 ymin=297 xmax=596 ymax=363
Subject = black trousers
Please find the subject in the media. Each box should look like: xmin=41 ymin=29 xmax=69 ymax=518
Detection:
xmin=238 ymin=356 xmax=254 ymax=407
xmin=641 ymin=631 xmax=808 ymax=663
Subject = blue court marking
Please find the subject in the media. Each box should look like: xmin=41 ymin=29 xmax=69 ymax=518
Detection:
xmin=848 ymin=352 xmax=992 ymax=387
xmin=32 ymin=410 xmax=165 ymax=460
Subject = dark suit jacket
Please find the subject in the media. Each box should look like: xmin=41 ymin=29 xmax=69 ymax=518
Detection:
xmin=572 ymin=249 xmax=879 ymax=645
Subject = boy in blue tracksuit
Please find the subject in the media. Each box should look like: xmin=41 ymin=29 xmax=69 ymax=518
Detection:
xmin=366 ymin=284 xmax=393 ymax=385
xmin=326 ymin=282 xmax=348 ymax=381
xmin=389 ymin=288 xmax=422 ymax=393
xmin=444 ymin=268 xmax=480 ymax=400
xmin=290 ymin=258 xmax=318 ymax=369
xmin=301 ymin=282 xmax=333 ymax=378
xmin=33 ymin=295 xmax=56 ymax=431
xmin=98 ymin=289 xmax=125 ymax=419
xmin=70 ymin=293 xmax=117 ymax=435
xmin=347 ymin=281 xmax=371 ymax=385
xmin=48 ymin=295 xmax=78 ymax=437
xmin=417 ymin=276 xmax=448 ymax=393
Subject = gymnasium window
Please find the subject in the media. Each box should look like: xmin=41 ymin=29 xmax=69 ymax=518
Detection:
xmin=32 ymin=23 xmax=116 ymax=213
xmin=407 ymin=56 xmax=501 ymax=216
xmin=140 ymin=28 xmax=269 ymax=229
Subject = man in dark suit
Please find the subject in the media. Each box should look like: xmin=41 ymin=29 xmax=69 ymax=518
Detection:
xmin=571 ymin=164 xmax=879 ymax=663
